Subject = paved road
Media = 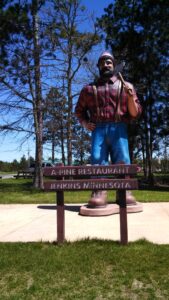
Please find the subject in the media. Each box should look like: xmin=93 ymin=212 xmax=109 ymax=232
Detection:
xmin=0 ymin=203 xmax=169 ymax=244
xmin=0 ymin=174 xmax=16 ymax=179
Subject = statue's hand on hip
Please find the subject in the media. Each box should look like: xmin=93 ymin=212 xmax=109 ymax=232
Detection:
xmin=82 ymin=121 xmax=96 ymax=131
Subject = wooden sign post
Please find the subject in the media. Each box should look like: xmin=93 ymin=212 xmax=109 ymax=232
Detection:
xmin=43 ymin=164 xmax=139 ymax=245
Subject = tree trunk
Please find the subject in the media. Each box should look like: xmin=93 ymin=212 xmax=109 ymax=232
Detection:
xmin=141 ymin=133 xmax=146 ymax=177
xmin=67 ymin=57 xmax=73 ymax=165
xmin=51 ymin=132 xmax=55 ymax=163
xmin=148 ymin=92 xmax=154 ymax=185
xmin=67 ymin=116 xmax=72 ymax=165
xmin=60 ymin=121 xmax=66 ymax=165
xmin=32 ymin=0 xmax=43 ymax=188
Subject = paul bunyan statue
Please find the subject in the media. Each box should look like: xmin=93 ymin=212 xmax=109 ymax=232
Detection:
xmin=75 ymin=51 xmax=142 ymax=208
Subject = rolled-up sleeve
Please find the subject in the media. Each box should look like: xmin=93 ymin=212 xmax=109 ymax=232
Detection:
xmin=132 ymin=88 xmax=142 ymax=119
xmin=128 ymin=84 xmax=142 ymax=119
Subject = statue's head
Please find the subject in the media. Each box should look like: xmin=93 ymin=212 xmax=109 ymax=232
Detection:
xmin=97 ymin=51 xmax=115 ymax=79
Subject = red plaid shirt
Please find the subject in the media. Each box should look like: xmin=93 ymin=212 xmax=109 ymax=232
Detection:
xmin=75 ymin=75 xmax=142 ymax=124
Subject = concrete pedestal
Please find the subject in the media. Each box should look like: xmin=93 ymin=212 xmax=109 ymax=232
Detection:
xmin=80 ymin=202 xmax=143 ymax=216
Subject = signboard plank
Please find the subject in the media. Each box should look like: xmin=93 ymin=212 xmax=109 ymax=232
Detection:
xmin=43 ymin=164 xmax=138 ymax=177
xmin=43 ymin=178 xmax=138 ymax=191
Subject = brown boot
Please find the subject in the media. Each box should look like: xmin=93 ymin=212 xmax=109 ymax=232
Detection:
xmin=126 ymin=191 xmax=137 ymax=205
xmin=116 ymin=191 xmax=137 ymax=206
xmin=88 ymin=190 xmax=107 ymax=208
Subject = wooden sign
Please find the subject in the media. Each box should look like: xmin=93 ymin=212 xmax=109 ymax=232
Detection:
xmin=43 ymin=178 xmax=138 ymax=191
xmin=43 ymin=164 xmax=137 ymax=177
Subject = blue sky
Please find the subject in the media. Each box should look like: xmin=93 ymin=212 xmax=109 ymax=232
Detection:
xmin=0 ymin=0 xmax=113 ymax=163
xmin=81 ymin=0 xmax=113 ymax=16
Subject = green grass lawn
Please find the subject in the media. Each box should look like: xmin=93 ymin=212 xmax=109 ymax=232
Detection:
xmin=0 ymin=240 xmax=169 ymax=299
xmin=0 ymin=178 xmax=168 ymax=204
xmin=0 ymin=178 xmax=169 ymax=299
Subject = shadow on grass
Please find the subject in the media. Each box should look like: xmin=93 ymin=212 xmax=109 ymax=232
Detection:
xmin=37 ymin=204 xmax=81 ymax=212
xmin=139 ymin=183 xmax=169 ymax=192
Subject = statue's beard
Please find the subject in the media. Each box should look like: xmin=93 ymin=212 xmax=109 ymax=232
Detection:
xmin=99 ymin=68 xmax=114 ymax=79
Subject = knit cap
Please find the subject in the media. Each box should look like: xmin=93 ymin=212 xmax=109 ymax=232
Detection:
xmin=98 ymin=51 xmax=114 ymax=64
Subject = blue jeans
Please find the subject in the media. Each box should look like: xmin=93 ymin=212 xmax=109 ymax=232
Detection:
xmin=91 ymin=122 xmax=130 ymax=165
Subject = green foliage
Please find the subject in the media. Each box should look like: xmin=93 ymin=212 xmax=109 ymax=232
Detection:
xmin=0 ymin=155 xmax=34 ymax=172
xmin=0 ymin=0 xmax=30 ymax=60
xmin=19 ymin=155 xmax=28 ymax=170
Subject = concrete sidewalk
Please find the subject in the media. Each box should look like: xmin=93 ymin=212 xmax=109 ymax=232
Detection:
xmin=0 ymin=203 xmax=169 ymax=244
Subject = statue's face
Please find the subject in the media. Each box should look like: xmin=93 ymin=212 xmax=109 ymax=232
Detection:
xmin=98 ymin=58 xmax=114 ymax=77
